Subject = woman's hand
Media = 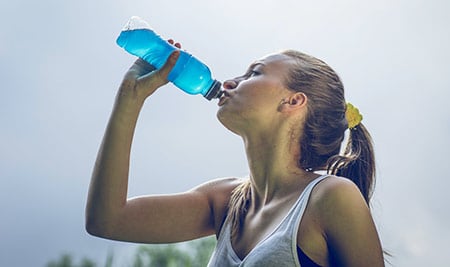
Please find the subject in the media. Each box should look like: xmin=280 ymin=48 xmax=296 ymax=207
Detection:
xmin=117 ymin=39 xmax=182 ymax=104
xmin=117 ymin=52 xmax=180 ymax=105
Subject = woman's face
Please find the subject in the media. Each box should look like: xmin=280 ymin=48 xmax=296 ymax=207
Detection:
xmin=217 ymin=53 xmax=295 ymax=135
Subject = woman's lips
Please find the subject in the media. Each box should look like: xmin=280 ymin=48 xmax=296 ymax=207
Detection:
xmin=218 ymin=95 xmax=229 ymax=106
xmin=218 ymin=90 xmax=231 ymax=106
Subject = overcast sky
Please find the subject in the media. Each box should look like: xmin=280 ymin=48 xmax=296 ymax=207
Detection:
xmin=1 ymin=0 xmax=449 ymax=266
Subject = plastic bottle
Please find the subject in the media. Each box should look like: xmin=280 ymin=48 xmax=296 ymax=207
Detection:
xmin=116 ymin=16 xmax=222 ymax=100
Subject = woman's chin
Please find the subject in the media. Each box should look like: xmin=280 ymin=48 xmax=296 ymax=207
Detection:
xmin=216 ymin=109 xmax=241 ymax=136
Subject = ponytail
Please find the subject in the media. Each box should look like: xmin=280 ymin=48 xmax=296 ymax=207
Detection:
xmin=327 ymin=123 xmax=375 ymax=203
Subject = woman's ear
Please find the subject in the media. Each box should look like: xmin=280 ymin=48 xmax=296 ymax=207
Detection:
xmin=279 ymin=92 xmax=307 ymax=112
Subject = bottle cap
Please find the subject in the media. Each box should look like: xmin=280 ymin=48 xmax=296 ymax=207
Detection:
xmin=204 ymin=80 xmax=222 ymax=100
xmin=123 ymin=16 xmax=152 ymax=31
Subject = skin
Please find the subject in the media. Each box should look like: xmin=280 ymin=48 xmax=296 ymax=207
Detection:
xmin=86 ymin=48 xmax=384 ymax=266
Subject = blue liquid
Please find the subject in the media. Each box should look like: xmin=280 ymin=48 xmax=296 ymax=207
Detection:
xmin=116 ymin=28 xmax=221 ymax=100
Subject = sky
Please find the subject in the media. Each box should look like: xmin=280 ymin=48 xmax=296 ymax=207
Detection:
xmin=1 ymin=0 xmax=449 ymax=266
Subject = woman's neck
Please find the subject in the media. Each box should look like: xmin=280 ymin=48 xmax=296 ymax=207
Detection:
xmin=242 ymin=128 xmax=317 ymax=209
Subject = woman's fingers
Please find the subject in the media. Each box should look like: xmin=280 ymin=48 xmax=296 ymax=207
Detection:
xmin=137 ymin=50 xmax=180 ymax=91
xmin=168 ymin=39 xmax=182 ymax=49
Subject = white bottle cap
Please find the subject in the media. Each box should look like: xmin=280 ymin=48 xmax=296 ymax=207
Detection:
xmin=122 ymin=16 xmax=152 ymax=31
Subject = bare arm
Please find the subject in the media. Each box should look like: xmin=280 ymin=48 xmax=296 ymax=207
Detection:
xmin=316 ymin=177 xmax=385 ymax=267
xmin=85 ymin=51 xmax=236 ymax=243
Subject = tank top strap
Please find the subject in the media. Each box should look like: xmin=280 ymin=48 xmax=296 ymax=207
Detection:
xmin=296 ymin=174 xmax=329 ymax=210
xmin=288 ymin=174 xmax=330 ymax=224
xmin=283 ymin=174 xmax=330 ymax=258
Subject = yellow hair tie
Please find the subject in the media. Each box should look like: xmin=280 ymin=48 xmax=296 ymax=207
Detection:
xmin=346 ymin=103 xmax=363 ymax=129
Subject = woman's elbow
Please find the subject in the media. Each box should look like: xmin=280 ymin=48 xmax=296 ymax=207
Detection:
xmin=85 ymin=213 xmax=112 ymax=238
xmin=85 ymin=216 xmax=101 ymax=237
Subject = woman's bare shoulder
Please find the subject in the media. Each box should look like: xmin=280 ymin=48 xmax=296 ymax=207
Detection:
xmin=313 ymin=175 xmax=363 ymax=199
xmin=192 ymin=177 xmax=245 ymax=234
xmin=309 ymin=175 xmax=368 ymax=217
xmin=192 ymin=177 xmax=245 ymax=195
xmin=309 ymin=176 xmax=384 ymax=266
xmin=192 ymin=177 xmax=245 ymax=209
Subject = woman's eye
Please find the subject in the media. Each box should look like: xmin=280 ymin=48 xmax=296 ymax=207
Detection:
xmin=247 ymin=70 xmax=260 ymax=77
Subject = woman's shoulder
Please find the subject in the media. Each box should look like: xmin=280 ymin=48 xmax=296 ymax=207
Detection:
xmin=309 ymin=175 xmax=368 ymax=218
xmin=315 ymin=175 xmax=361 ymax=195
xmin=193 ymin=176 xmax=245 ymax=195
xmin=192 ymin=176 xmax=245 ymax=209
xmin=306 ymin=176 xmax=384 ymax=266
xmin=192 ymin=177 xmax=245 ymax=233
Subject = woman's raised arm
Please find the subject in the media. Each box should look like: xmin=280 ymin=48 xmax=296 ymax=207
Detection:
xmin=85 ymin=52 xmax=238 ymax=243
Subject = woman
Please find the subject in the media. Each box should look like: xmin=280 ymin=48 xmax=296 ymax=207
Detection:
xmin=86 ymin=46 xmax=385 ymax=266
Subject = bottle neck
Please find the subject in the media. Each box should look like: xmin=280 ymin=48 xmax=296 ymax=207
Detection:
xmin=204 ymin=80 xmax=222 ymax=100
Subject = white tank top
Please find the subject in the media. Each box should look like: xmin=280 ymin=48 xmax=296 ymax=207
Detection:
xmin=207 ymin=175 xmax=328 ymax=267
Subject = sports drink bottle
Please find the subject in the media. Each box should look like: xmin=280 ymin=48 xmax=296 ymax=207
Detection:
xmin=116 ymin=16 xmax=222 ymax=100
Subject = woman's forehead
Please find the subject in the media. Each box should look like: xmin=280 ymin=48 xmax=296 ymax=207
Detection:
xmin=254 ymin=53 xmax=295 ymax=68
xmin=260 ymin=53 xmax=292 ymax=63
xmin=247 ymin=53 xmax=295 ymax=76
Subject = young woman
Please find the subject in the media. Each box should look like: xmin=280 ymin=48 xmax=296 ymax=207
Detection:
xmin=86 ymin=46 xmax=385 ymax=266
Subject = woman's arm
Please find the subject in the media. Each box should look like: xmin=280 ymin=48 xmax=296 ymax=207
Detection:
xmin=316 ymin=177 xmax=385 ymax=267
xmin=85 ymin=52 xmax=236 ymax=243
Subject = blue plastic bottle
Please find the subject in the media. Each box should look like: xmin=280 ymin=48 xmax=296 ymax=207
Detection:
xmin=116 ymin=16 xmax=222 ymax=100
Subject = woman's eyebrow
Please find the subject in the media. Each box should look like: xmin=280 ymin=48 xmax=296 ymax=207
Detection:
xmin=247 ymin=62 xmax=265 ymax=70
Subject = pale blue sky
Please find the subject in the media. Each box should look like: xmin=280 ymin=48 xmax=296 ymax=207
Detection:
xmin=1 ymin=0 xmax=449 ymax=266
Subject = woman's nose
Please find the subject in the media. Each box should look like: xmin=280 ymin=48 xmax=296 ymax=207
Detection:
xmin=223 ymin=79 xmax=238 ymax=90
